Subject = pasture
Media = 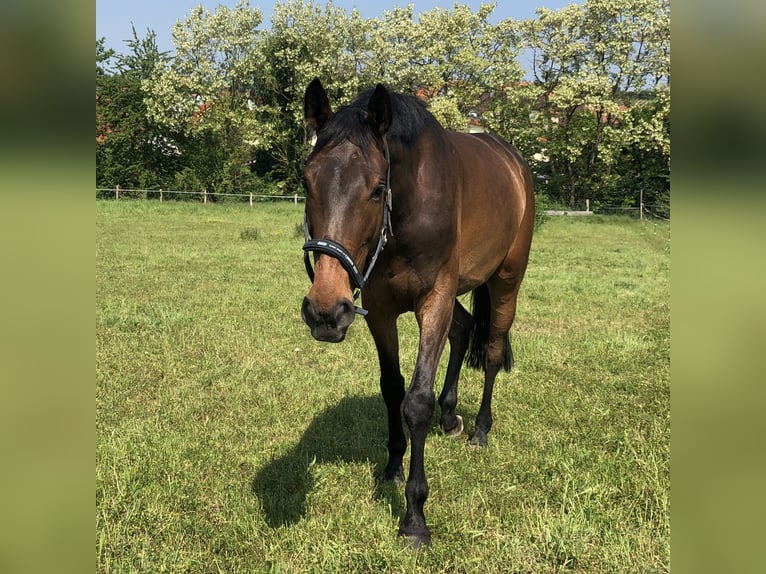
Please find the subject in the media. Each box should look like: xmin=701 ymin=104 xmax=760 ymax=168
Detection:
xmin=96 ymin=200 xmax=669 ymax=573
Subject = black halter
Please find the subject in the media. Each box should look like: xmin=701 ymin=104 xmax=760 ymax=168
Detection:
xmin=302 ymin=140 xmax=393 ymax=316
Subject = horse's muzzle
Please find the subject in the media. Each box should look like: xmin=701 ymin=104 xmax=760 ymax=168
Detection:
xmin=301 ymin=296 xmax=356 ymax=343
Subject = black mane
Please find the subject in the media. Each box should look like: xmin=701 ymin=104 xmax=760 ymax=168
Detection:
xmin=313 ymin=89 xmax=437 ymax=153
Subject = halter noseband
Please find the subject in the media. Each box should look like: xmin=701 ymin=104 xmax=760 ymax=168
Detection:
xmin=302 ymin=140 xmax=393 ymax=316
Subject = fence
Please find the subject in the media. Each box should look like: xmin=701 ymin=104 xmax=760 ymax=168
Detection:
xmin=96 ymin=186 xmax=669 ymax=221
xmin=96 ymin=186 xmax=304 ymax=205
xmin=544 ymin=201 xmax=669 ymax=221
xmin=582 ymin=204 xmax=670 ymax=221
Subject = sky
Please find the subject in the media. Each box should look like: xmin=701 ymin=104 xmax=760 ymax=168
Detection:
xmin=96 ymin=0 xmax=574 ymax=56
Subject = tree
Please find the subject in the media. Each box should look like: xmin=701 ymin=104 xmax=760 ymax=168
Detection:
xmin=516 ymin=0 xmax=670 ymax=208
xmin=96 ymin=28 xmax=180 ymax=191
xmin=143 ymin=0 xmax=265 ymax=198
xmin=96 ymin=38 xmax=115 ymax=79
xmin=102 ymin=0 xmax=669 ymax=211
xmin=368 ymin=3 xmax=523 ymax=130
xmin=252 ymin=0 xmax=371 ymax=188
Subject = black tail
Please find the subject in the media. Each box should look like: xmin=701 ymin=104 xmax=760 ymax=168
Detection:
xmin=465 ymin=284 xmax=513 ymax=372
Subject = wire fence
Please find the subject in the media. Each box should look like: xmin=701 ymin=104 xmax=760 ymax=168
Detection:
xmin=642 ymin=206 xmax=670 ymax=222
xmin=588 ymin=204 xmax=670 ymax=220
xmin=95 ymin=186 xmax=670 ymax=224
xmin=96 ymin=187 xmax=304 ymax=205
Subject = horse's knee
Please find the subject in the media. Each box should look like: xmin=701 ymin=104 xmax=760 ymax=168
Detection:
xmin=403 ymin=386 xmax=434 ymax=429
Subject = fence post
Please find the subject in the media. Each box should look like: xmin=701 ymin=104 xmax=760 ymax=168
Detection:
xmin=203 ymin=189 xmax=207 ymax=204
xmin=586 ymin=199 xmax=590 ymax=212
xmin=115 ymin=184 xmax=120 ymax=201
xmin=160 ymin=189 xmax=163 ymax=202
xmin=640 ymin=189 xmax=644 ymax=222
xmin=294 ymin=193 xmax=298 ymax=205
xmin=249 ymin=192 xmax=253 ymax=207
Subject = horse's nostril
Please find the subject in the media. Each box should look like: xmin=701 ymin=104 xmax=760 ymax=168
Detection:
xmin=336 ymin=298 xmax=354 ymax=320
xmin=301 ymin=296 xmax=318 ymax=327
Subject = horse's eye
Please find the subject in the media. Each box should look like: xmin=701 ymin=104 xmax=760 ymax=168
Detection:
xmin=371 ymin=184 xmax=386 ymax=200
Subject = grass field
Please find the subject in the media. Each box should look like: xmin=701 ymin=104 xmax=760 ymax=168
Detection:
xmin=96 ymin=200 xmax=669 ymax=573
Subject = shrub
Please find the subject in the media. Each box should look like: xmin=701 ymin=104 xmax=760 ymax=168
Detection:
xmin=239 ymin=227 xmax=260 ymax=241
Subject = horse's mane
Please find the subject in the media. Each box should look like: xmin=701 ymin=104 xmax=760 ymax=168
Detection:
xmin=313 ymin=89 xmax=437 ymax=154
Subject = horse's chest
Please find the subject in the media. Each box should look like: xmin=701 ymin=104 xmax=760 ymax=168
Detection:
xmin=379 ymin=251 xmax=444 ymax=302
xmin=383 ymin=256 xmax=418 ymax=291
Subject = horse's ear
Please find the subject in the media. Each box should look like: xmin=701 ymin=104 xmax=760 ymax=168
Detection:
xmin=304 ymin=78 xmax=332 ymax=132
xmin=367 ymin=83 xmax=392 ymax=138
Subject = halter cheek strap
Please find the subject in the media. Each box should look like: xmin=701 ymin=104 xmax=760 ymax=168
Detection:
xmin=302 ymin=140 xmax=393 ymax=316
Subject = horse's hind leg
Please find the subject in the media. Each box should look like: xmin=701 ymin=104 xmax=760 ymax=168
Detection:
xmin=470 ymin=281 xmax=520 ymax=447
xmin=438 ymin=299 xmax=473 ymax=436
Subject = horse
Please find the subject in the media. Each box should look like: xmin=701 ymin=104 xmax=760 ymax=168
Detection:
xmin=300 ymin=79 xmax=535 ymax=547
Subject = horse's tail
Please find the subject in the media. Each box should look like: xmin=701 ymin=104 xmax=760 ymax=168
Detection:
xmin=465 ymin=283 xmax=513 ymax=372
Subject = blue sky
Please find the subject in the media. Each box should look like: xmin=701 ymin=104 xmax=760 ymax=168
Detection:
xmin=97 ymin=1 xmax=574 ymax=55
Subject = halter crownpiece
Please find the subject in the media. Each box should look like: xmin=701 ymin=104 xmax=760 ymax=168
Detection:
xmin=302 ymin=140 xmax=393 ymax=316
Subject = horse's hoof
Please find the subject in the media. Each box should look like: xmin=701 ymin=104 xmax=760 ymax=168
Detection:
xmin=444 ymin=415 xmax=464 ymax=438
xmin=399 ymin=527 xmax=431 ymax=548
xmin=380 ymin=465 xmax=404 ymax=484
xmin=405 ymin=534 xmax=431 ymax=549
xmin=469 ymin=431 xmax=488 ymax=448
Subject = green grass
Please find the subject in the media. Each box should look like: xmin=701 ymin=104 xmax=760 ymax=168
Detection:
xmin=97 ymin=200 xmax=669 ymax=573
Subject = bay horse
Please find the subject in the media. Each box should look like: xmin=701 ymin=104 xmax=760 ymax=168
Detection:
xmin=300 ymin=79 xmax=535 ymax=547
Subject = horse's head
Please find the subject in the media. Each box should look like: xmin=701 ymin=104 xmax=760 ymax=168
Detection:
xmin=301 ymin=79 xmax=393 ymax=343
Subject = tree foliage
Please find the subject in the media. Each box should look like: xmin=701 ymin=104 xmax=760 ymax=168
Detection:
xmin=253 ymin=0 xmax=370 ymax=187
xmin=516 ymin=0 xmax=670 ymax=208
xmin=369 ymin=3 xmax=523 ymax=130
xmin=96 ymin=27 xmax=181 ymax=192
xmin=97 ymin=0 xmax=670 ymax=212
xmin=143 ymin=0 xmax=265 ymax=198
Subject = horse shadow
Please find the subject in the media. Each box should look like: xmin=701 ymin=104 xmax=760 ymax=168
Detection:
xmin=251 ymin=394 xmax=405 ymax=528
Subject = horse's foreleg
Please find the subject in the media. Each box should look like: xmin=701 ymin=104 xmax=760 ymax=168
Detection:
xmin=438 ymin=299 xmax=473 ymax=436
xmin=366 ymin=312 xmax=406 ymax=482
xmin=399 ymin=291 xmax=453 ymax=547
